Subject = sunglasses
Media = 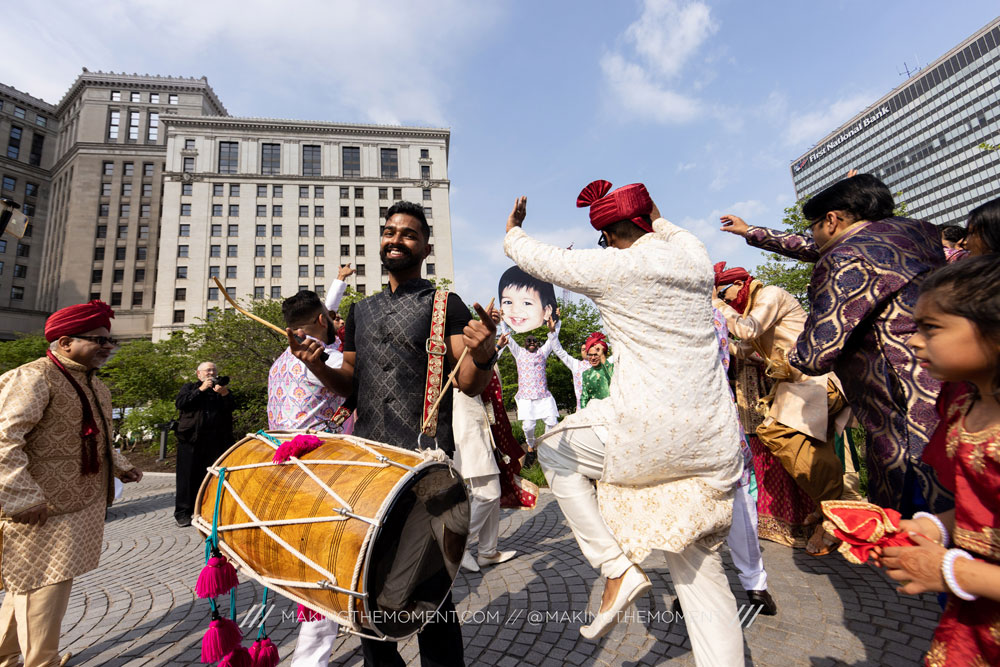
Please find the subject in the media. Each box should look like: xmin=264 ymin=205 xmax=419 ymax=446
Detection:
xmin=71 ymin=335 xmax=119 ymax=346
xmin=598 ymin=232 xmax=608 ymax=249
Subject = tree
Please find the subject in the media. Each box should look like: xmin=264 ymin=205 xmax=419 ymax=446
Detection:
xmin=0 ymin=334 xmax=48 ymax=374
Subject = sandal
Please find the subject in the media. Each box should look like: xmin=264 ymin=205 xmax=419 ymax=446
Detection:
xmin=806 ymin=523 xmax=838 ymax=556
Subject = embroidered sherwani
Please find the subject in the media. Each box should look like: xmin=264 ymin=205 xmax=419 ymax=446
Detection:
xmin=0 ymin=353 xmax=134 ymax=593
xmin=268 ymin=341 xmax=345 ymax=431
xmin=506 ymin=219 xmax=742 ymax=560
xmin=744 ymin=217 xmax=951 ymax=514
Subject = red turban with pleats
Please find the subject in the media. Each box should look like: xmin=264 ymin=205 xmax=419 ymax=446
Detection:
xmin=576 ymin=180 xmax=654 ymax=232
xmin=584 ymin=332 xmax=608 ymax=354
xmin=45 ymin=300 xmax=115 ymax=342
xmin=713 ymin=262 xmax=751 ymax=287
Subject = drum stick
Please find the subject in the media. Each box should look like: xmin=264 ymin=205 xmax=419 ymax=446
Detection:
xmin=421 ymin=298 xmax=495 ymax=432
xmin=211 ymin=277 xmax=328 ymax=361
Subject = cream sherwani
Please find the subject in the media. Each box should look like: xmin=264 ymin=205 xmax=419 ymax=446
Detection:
xmin=505 ymin=219 xmax=744 ymax=667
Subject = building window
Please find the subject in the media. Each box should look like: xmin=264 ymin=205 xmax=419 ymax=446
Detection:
xmin=356 ymin=244 xmax=365 ymax=256
xmin=272 ymin=224 xmax=282 ymax=237
xmin=427 ymin=263 xmax=436 ymax=275
xmin=229 ymin=204 xmax=239 ymax=216
xmin=340 ymin=186 xmax=349 ymax=199
xmin=299 ymin=205 xmax=309 ymax=217
xmin=255 ymin=244 xmax=265 ymax=257
xmin=315 ymin=244 xmax=324 ymax=257
xmin=213 ymin=204 xmax=223 ymax=216
xmin=131 ymin=92 xmax=141 ymax=103
xmin=175 ymin=288 xmax=186 ymax=301
xmin=421 ymin=165 xmax=430 ymax=179
xmin=298 ymin=224 xmax=308 ymax=237
xmin=299 ymin=244 xmax=309 ymax=257
xmin=273 ymin=185 xmax=282 ymax=198
xmin=379 ymin=206 xmax=388 ymax=218
xmin=272 ymin=245 xmax=282 ymax=257
xmin=176 ymin=266 xmax=188 ymax=279
xmin=94 ymin=247 xmax=105 ymax=261
xmin=423 ymin=189 xmax=431 ymax=201
xmin=111 ymin=292 xmax=122 ymax=307
xmin=111 ymin=91 xmax=121 ymax=101
xmin=169 ymin=94 xmax=178 ymax=105
xmin=230 ymin=184 xmax=240 ymax=197
xmin=210 ymin=245 xmax=220 ymax=257
xmin=150 ymin=93 xmax=160 ymax=104
xmin=420 ymin=148 xmax=429 ymax=159
xmin=273 ymin=205 xmax=282 ymax=217
xmin=272 ymin=265 xmax=282 ymax=278
xmin=341 ymin=244 xmax=350 ymax=256
xmin=355 ymin=206 xmax=364 ymax=217
xmin=92 ymin=269 xmax=103 ymax=283
xmin=108 ymin=111 xmax=120 ymax=140
xmin=379 ymin=187 xmax=388 ymax=200
xmin=1 ymin=176 xmax=14 ymax=191
xmin=257 ymin=184 xmax=267 ymax=197
xmin=103 ymin=161 xmax=114 ymax=175
xmin=357 ymin=285 xmax=366 ymax=296
xmin=271 ymin=286 xmax=281 ymax=298
xmin=115 ymin=247 xmax=127 ymax=260
xmin=226 ymin=265 xmax=237 ymax=278
xmin=256 ymin=224 xmax=266 ymax=237
xmin=98 ymin=203 xmax=110 ymax=218
xmin=314 ymin=225 xmax=324 ymax=236
xmin=228 ymin=224 xmax=239 ymax=236
xmin=380 ymin=148 xmax=398 ymax=178
xmin=117 ymin=221 xmax=128 ymax=236
xmin=11 ymin=264 xmax=26 ymax=278
xmin=356 ymin=264 xmax=366 ymax=277
xmin=207 ymin=286 xmax=220 ymax=301
xmin=148 ymin=112 xmax=159 ymax=141
xmin=302 ymin=145 xmax=321 ymax=177
xmin=213 ymin=183 xmax=224 ymax=197
xmin=254 ymin=265 xmax=265 ymax=278
xmin=113 ymin=269 xmax=124 ymax=283
xmin=423 ymin=207 xmax=432 ymax=218
xmin=180 ymin=203 xmax=191 ymax=216
xmin=136 ymin=246 xmax=148 ymax=259
xmin=340 ymin=206 xmax=349 ymax=217
xmin=140 ymin=204 xmax=150 ymax=217
xmin=96 ymin=225 xmax=107 ymax=238
xmin=179 ymin=224 xmax=190 ymax=237
xmin=253 ymin=286 xmax=265 ymax=299
xmin=141 ymin=162 xmax=154 ymax=177
xmin=299 ymin=185 xmax=309 ymax=199
xmin=122 ymin=182 xmax=133 ymax=196
xmin=261 ymin=143 xmax=281 ymax=175
xmin=256 ymin=204 xmax=266 ymax=217
xmin=227 ymin=245 xmax=238 ymax=258
xmin=7 ymin=126 xmax=21 ymax=159
xmin=209 ymin=266 xmax=220 ymax=278
xmin=135 ymin=268 xmax=146 ymax=282
xmin=182 ymin=183 xmax=193 ymax=196
xmin=128 ymin=110 xmax=140 ymax=141
xmin=342 ymin=146 xmax=361 ymax=177
xmin=353 ymin=187 xmax=363 ymax=199
xmin=173 ymin=310 xmax=184 ymax=323
xmin=183 ymin=157 xmax=194 ymax=173
xmin=178 ymin=245 xmax=189 ymax=258
xmin=132 ymin=291 xmax=143 ymax=306
xmin=29 ymin=134 xmax=43 ymax=166
xmin=315 ymin=206 xmax=324 ymax=218
xmin=299 ymin=265 xmax=309 ymax=277
xmin=219 ymin=141 xmax=239 ymax=174
xmin=211 ymin=224 xmax=222 ymax=237
xmin=314 ymin=186 xmax=324 ymax=198
xmin=393 ymin=188 xmax=402 ymax=199
xmin=184 ymin=139 xmax=196 ymax=150
xmin=355 ymin=225 xmax=363 ymax=236
xmin=142 ymin=183 xmax=152 ymax=196
xmin=101 ymin=182 xmax=112 ymax=196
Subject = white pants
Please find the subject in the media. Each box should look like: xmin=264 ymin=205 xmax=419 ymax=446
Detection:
xmin=726 ymin=482 xmax=768 ymax=591
xmin=467 ymin=475 xmax=502 ymax=555
xmin=523 ymin=417 xmax=558 ymax=451
xmin=538 ymin=425 xmax=744 ymax=667
xmin=290 ymin=618 xmax=339 ymax=667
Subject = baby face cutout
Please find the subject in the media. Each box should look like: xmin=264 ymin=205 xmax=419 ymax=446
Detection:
xmin=501 ymin=285 xmax=552 ymax=333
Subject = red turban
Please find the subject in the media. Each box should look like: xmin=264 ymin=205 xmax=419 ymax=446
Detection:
xmin=584 ymin=332 xmax=608 ymax=354
xmin=713 ymin=261 xmax=750 ymax=287
xmin=576 ymin=180 xmax=654 ymax=232
xmin=45 ymin=300 xmax=115 ymax=342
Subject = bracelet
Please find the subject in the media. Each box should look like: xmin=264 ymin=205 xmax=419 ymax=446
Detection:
xmin=473 ymin=350 xmax=498 ymax=371
xmin=913 ymin=511 xmax=950 ymax=546
xmin=941 ymin=549 xmax=977 ymax=601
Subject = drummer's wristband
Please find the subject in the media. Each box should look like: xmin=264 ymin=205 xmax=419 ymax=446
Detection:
xmin=473 ymin=350 xmax=499 ymax=370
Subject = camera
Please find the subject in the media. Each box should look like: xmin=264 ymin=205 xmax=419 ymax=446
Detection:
xmin=209 ymin=375 xmax=230 ymax=387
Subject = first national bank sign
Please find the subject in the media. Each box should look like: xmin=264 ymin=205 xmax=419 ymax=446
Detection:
xmin=792 ymin=104 xmax=892 ymax=173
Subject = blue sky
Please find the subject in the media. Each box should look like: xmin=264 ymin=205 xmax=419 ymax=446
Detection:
xmin=4 ymin=1 xmax=998 ymax=306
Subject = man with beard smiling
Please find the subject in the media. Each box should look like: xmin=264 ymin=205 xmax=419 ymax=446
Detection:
xmin=287 ymin=201 xmax=497 ymax=667
xmin=0 ymin=300 xmax=141 ymax=667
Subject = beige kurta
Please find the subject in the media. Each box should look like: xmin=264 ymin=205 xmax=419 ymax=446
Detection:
xmin=451 ymin=388 xmax=500 ymax=480
xmin=0 ymin=353 xmax=134 ymax=593
xmin=712 ymin=284 xmax=851 ymax=440
xmin=505 ymin=220 xmax=743 ymax=560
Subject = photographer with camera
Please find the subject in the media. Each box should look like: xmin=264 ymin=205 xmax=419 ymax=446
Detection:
xmin=173 ymin=362 xmax=234 ymax=527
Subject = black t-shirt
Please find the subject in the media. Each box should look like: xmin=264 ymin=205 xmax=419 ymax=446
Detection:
xmin=343 ymin=291 xmax=470 ymax=353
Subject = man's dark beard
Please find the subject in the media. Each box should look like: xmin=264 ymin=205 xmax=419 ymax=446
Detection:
xmin=380 ymin=244 xmax=421 ymax=273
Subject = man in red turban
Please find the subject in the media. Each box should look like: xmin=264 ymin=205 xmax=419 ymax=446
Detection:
xmin=580 ymin=333 xmax=613 ymax=409
xmin=0 ymin=300 xmax=141 ymax=667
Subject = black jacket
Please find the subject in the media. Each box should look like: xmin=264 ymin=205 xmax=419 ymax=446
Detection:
xmin=175 ymin=381 xmax=235 ymax=446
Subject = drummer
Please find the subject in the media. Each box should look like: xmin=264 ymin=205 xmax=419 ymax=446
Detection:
xmin=268 ymin=289 xmax=347 ymax=667
xmin=288 ymin=201 xmax=497 ymax=667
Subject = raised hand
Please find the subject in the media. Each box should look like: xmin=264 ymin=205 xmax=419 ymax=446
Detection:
xmin=547 ymin=316 xmax=556 ymax=333
xmin=506 ymin=196 xmax=527 ymax=233
xmin=337 ymin=263 xmax=356 ymax=281
xmin=489 ymin=305 xmax=502 ymax=325
xmin=719 ymin=214 xmax=749 ymax=237
xmin=464 ymin=302 xmax=498 ymax=364
xmin=497 ymin=333 xmax=509 ymax=349
xmin=287 ymin=328 xmax=327 ymax=368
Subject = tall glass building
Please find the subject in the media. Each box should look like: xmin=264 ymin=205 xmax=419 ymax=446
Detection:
xmin=790 ymin=17 xmax=1000 ymax=226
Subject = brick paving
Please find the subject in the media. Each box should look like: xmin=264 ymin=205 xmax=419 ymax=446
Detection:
xmin=3 ymin=473 xmax=941 ymax=666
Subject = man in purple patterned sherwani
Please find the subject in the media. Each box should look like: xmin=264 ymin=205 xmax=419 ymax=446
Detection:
xmin=719 ymin=174 xmax=952 ymax=516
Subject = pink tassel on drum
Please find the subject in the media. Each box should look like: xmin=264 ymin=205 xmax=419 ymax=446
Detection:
xmin=295 ymin=603 xmax=325 ymax=623
xmin=218 ymin=645 xmax=253 ymax=667
xmin=272 ymin=434 xmax=323 ymax=463
xmin=201 ymin=616 xmax=243 ymax=662
xmin=248 ymin=638 xmax=280 ymax=667
xmin=196 ymin=553 xmax=239 ymax=598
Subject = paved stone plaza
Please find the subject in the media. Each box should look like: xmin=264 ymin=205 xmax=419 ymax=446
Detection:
xmin=10 ymin=473 xmax=943 ymax=666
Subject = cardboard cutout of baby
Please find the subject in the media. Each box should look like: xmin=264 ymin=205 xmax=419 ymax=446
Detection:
xmin=498 ymin=266 xmax=559 ymax=333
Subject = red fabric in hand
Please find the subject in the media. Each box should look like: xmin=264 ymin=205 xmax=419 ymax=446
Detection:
xmin=820 ymin=500 xmax=918 ymax=564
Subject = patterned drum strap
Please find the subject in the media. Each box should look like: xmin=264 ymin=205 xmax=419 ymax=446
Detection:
xmin=421 ymin=289 xmax=450 ymax=437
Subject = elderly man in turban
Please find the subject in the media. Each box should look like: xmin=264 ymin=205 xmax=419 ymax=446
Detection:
xmin=579 ymin=333 xmax=613 ymax=409
xmin=504 ymin=183 xmax=744 ymax=665
xmin=0 ymin=300 xmax=142 ymax=667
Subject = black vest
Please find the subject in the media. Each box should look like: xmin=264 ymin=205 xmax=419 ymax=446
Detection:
xmin=351 ymin=279 xmax=455 ymax=454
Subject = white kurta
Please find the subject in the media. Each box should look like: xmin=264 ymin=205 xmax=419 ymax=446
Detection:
xmin=505 ymin=219 xmax=743 ymax=558
xmin=451 ymin=388 xmax=500 ymax=479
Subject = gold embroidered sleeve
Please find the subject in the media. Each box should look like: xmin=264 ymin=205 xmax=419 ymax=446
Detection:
xmin=0 ymin=367 xmax=50 ymax=515
xmin=111 ymin=448 xmax=135 ymax=477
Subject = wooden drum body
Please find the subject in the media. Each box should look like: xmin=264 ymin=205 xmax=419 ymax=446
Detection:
xmin=194 ymin=431 xmax=469 ymax=640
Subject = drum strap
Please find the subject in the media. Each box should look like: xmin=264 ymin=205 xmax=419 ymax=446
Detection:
xmin=421 ymin=289 xmax=450 ymax=438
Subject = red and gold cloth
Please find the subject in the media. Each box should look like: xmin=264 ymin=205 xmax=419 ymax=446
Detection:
xmin=820 ymin=501 xmax=917 ymax=564
xmin=920 ymin=382 xmax=1000 ymax=666
xmin=481 ymin=371 xmax=537 ymax=510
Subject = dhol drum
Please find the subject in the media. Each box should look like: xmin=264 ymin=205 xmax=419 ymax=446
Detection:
xmin=194 ymin=430 xmax=469 ymax=640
